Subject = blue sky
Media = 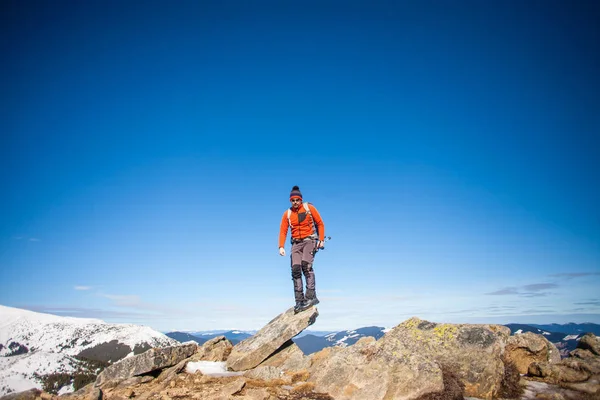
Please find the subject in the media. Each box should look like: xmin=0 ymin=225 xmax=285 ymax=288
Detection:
xmin=1 ymin=0 xmax=599 ymax=332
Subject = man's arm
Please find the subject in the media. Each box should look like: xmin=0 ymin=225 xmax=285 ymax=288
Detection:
xmin=278 ymin=211 xmax=289 ymax=250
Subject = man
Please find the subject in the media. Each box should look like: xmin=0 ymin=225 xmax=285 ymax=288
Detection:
xmin=279 ymin=185 xmax=326 ymax=313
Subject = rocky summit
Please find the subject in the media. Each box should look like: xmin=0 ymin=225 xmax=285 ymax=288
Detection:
xmin=2 ymin=305 xmax=600 ymax=400
xmin=226 ymin=305 xmax=319 ymax=372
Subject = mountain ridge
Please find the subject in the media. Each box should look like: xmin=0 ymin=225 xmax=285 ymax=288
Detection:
xmin=0 ymin=305 xmax=178 ymax=396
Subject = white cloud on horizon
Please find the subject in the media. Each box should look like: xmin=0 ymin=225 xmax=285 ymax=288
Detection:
xmin=11 ymin=300 xmax=600 ymax=332
xmin=12 ymin=236 xmax=40 ymax=242
xmin=486 ymin=282 xmax=559 ymax=297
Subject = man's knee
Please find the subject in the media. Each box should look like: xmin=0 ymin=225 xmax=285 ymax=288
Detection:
xmin=301 ymin=260 xmax=313 ymax=273
xmin=291 ymin=264 xmax=302 ymax=279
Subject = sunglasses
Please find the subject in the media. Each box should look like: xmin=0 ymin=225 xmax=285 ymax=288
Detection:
xmin=290 ymin=198 xmax=302 ymax=203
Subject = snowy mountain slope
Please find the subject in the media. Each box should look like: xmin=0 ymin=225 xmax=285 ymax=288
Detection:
xmin=294 ymin=326 xmax=387 ymax=354
xmin=324 ymin=326 xmax=387 ymax=348
xmin=0 ymin=305 xmax=178 ymax=396
xmin=0 ymin=305 xmax=177 ymax=359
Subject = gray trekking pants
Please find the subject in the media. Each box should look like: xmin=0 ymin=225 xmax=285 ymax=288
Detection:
xmin=290 ymin=238 xmax=317 ymax=303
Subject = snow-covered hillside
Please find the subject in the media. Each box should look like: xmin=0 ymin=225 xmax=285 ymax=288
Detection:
xmin=0 ymin=305 xmax=178 ymax=396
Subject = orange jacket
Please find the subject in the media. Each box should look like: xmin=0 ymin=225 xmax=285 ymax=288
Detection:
xmin=279 ymin=203 xmax=325 ymax=248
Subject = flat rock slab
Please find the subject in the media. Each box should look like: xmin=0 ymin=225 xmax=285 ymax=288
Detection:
xmin=96 ymin=343 xmax=197 ymax=386
xmin=226 ymin=306 xmax=318 ymax=371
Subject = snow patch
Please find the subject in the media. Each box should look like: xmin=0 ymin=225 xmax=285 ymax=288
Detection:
xmin=185 ymin=361 xmax=244 ymax=377
xmin=58 ymin=383 xmax=74 ymax=395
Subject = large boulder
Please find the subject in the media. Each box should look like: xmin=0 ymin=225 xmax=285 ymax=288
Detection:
xmin=578 ymin=333 xmax=600 ymax=356
xmin=527 ymin=336 xmax=600 ymax=397
xmin=258 ymin=339 xmax=310 ymax=372
xmin=95 ymin=343 xmax=197 ymax=386
xmin=308 ymin=336 xmax=444 ymax=400
xmin=377 ymin=317 xmax=511 ymax=399
xmin=505 ymin=331 xmax=561 ymax=374
xmin=189 ymin=336 xmax=233 ymax=362
xmin=226 ymin=307 xmax=318 ymax=371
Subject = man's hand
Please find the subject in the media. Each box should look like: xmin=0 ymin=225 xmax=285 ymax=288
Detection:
xmin=279 ymin=247 xmax=286 ymax=256
xmin=318 ymin=241 xmax=325 ymax=249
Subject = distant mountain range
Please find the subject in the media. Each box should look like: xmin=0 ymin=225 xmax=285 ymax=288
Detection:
xmin=529 ymin=323 xmax=600 ymax=336
xmin=2 ymin=304 xmax=599 ymax=396
xmin=165 ymin=323 xmax=600 ymax=356
xmin=165 ymin=330 xmax=254 ymax=345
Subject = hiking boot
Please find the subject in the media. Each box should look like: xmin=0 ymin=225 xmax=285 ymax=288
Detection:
xmin=294 ymin=301 xmax=308 ymax=314
xmin=305 ymin=298 xmax=320 ymax=307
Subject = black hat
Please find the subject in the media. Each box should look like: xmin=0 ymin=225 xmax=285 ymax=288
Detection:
xmin=289 ymin=185 xmax=302 ymax=200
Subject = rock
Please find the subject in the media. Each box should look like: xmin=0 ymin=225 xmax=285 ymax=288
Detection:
xmin=258 ymin=340 xmax=310 ymax=372
xmin=239 ymin=388 xmax=270 ymax=400
xmin=561 ymin=378 xmax=600 ymax=395
xmin=505 ymin=331 xmax=561 ymax=374
xmin=190 ymin=335 xmax=233 ymax=362
xmin=0 ymin=389 xmax=42 ymax=400
xmin=155 ymin=359 xmax=189 ymax=383
xmin=578 ymin=333 xmax=600 ymax=356
xmin=570 ymin=348 xmax=596 ymax=360
xmin=308 ymin=335 xmax=444 ymax=400
xmin=226 ymin=307 xmax=318 ymax=371
xmin=375 ymin=317 xmax=511 ymax=399
xmin=528 ymin=361 xmax=591 ymax=383
xmin=244 ymin=366 xmax=291 ymax=384
xmin=217 ymin=378 xmax=245 ymax=397
xmin=95 ymin=343 xmax=197 ymax=387
xmin=61 ymin=384 xmax=102 ymax=400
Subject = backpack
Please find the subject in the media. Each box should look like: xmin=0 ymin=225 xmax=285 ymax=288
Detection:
xmin=287 ymin=202 xmax=318 ymax=239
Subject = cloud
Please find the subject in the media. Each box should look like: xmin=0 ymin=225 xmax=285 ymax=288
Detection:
xmin=520 ymin=292 xmax=550 ymax=298
xmin=101 ymin=294 xmax=142 ymax=307
xmin=74 ymin=286 xmax=92 ymax=291
xmin=22 ymin=305 xmax=181 ymax=322
xmin=549 ymin=272 xmax=600 ymax=279
xmin=486 ymin=283 xmax=558 ymax=297
xmin=574 ymin=300 xmax=600 ymax=306
xmin=98 ymin=293 xmax=189 ymax=317
xmin=523 ymin=283 xmax=558 ymax=292
xmin=13 ymin=235 xmax=40 ymax=242
xmin=486 ymin=287 xmax=519 ymax=295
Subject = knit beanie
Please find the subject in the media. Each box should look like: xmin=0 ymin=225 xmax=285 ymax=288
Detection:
xmin=289 ymin=185 xmax=303 ymax=200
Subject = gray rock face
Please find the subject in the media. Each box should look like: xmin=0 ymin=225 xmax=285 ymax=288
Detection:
xmin=226 ymin=307 xmax=318 ymax=371
xmin=528 ymin=334 xmax=600 ymax=397
xmin=244 ymin=366 xmax=291 ymax=383
xmin=376 ymin=317 xmax=511 ymax=399
xmin=0 ymin=389 xmax=41 ymax=400
xmin=258 ymin=340 xmax=310 ymax=372
xmin=578 ymin=333 xmax=600 ymax=356
xmin=190 ymin=335 xmax=233 ymax=362
xmin=505 ymin=331 xmax=561 ymax=374
xmin=95 ymin=343 xmax=197 ymax=386
xmin=309 ymin=336 xmax=444 ymax=400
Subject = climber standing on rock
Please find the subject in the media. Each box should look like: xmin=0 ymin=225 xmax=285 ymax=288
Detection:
xmin=279 ymin=186 xmax=326 ymax=314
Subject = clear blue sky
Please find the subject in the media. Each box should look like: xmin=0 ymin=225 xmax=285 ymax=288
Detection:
xmin=1 ymin=0 xmax=599 ymax=332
